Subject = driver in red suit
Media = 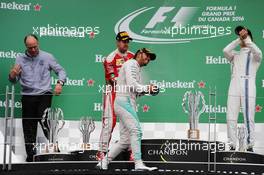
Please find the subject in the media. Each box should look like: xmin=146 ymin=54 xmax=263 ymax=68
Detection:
xmin=96 ymin=31 xmax=134 ymax=160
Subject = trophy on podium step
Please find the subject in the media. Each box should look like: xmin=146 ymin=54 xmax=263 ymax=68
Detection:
xmin=34 ymin=108 xmax=72 ymax=161
xmin=41 ymin=107 xmax=65 ymax=153
xmin=182 ymin=91 xmax=206 ymax=139
xmin=79 ymin=116 xmax=95 ymax=151
xmin=69 ymin=116 xmax=97 ymax=161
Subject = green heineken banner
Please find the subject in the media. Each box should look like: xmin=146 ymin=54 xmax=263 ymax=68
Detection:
xmin=0 ymin=0 xmax=264 ymax=123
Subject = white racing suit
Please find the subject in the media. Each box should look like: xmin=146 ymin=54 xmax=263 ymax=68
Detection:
xmin=223 ymin=37 xmax=262 ymax=149
xmin=98 ymin=49 xmax=134 ymax=155
xmin=106 ymin=59 xmax=149 ymax=162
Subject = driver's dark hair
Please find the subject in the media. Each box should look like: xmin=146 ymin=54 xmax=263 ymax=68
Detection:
xmin=24 ymin=34 xmax=38 ymax=44
xmin=133 ymin=50 xmax=141 ymax=59
xmin=247 ymin=29 xmax=253 ymax=41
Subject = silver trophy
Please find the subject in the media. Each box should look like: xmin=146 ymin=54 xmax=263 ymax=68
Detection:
xmin=41 ymin=108 xmax=65 ymax=153
xmin=238 ymin=126 xmax=247 ymax=152
xmin=182 ymin=91 xmax=206 ymax=139
xmin=79 ymin=117 xmax=95 ymax=150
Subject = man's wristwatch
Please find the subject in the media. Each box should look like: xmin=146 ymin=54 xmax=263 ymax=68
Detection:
xmin=57 ymin=80 xmax=64 ymax=86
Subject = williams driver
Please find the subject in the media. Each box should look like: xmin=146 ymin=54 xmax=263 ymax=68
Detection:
xmin=223 ymin=26 xmax=262 ymax=152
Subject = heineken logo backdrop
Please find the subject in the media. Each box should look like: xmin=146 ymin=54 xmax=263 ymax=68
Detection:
xmin=1 ymin=0 xmax=264 ymax=124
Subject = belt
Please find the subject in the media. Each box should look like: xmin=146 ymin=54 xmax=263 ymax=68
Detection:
xmin=232 ymin=75 xmax=255 ymax=79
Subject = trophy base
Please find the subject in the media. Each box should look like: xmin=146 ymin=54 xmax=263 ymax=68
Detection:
xmin=70 ymin=150 xmax=98 ymax=161
xmin=69 ymin=150 xmax=131 ymax=161
xmin=34 ymin=153 xmax=73 ymax=162
xmin=188 ymin=129 xmax=200 ymax=139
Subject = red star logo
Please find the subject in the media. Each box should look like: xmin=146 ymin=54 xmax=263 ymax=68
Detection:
xmin=34 ymin=4 xmax=41 ymax=11
xmin=256 ymin=105 xmax=262 ymax=112
xmin=87 ymin=79 xmax=95 ymax=86
xmin=142 ymin=104 xmax=150 ymax=112
xmin=89 ymin=32 xmax=95 ymax=39
xmin=198 ymin=81 xmax=206 ymax=88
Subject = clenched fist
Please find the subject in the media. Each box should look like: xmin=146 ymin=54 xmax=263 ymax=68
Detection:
xmin=10 ymin=64 xmax=21 ymax=79
xmin=148 ymin=84 xmax=159 ymax=96
xmin=239 ymin=29 xmax=248 ymax=40
xmin=54 ymin=83 xmax=63 ymax=96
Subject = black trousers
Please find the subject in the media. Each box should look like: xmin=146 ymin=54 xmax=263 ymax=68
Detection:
xmin=21 ymin=92 xmax=52 ymax=162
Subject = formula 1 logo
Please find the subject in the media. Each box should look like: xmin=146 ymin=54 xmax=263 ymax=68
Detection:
xmin=115 ymin=7 xmax=231 ymax=44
